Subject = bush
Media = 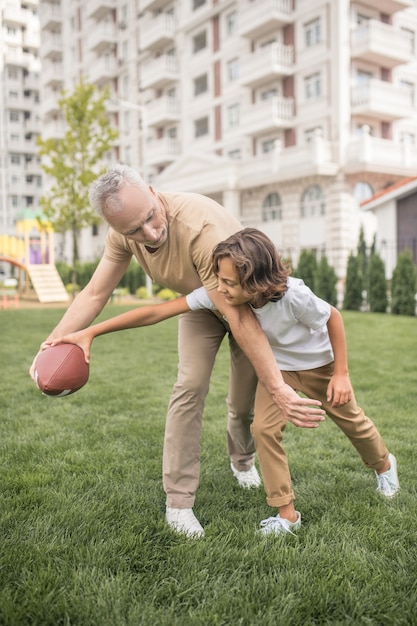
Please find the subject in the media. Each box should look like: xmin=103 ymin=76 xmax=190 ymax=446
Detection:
xmin=391 ymin=249 xmax=416 ymax=316
xmin=157 ymin=288 xmax=178 ymax=301
xmin=118 ymin=259 xmax=146 ymax=295
xmin=314 ymin=255 xmax=338 ymax=306
xmin=293 ymin=250 xmax=317 ymax=289
xmin=343 ymin=253 xmax=363 ymax=311
xmin=368 ymin=253 xmax=388 ymax=313
xmin=136 ymin=286 xmax=150 ymax=299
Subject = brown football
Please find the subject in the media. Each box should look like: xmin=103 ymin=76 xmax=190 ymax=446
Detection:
xmin=34 ymin=344 xmax=89 ymax=397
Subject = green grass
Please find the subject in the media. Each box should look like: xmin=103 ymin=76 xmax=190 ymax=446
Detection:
xmin=1 ymin=307 xmax=416 ymax=626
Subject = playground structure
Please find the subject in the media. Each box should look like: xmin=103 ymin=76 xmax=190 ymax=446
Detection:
xmin=0 ymin=209 xmax=69 ymax=305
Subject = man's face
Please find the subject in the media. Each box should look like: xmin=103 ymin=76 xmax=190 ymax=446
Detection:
xmin=106 ymin=184 xmax=168 ymax=248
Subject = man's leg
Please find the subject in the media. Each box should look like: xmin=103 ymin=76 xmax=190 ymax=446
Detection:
xmin=227 ymin=333 xmax=259 ymax=481
xmin=163 ymin=310 xmax=225 ymax=512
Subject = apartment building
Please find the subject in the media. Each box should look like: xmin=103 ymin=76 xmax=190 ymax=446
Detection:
xmin=0 ymin=0 xmax=42 ymax=239
xmin=38 ymin=0 xmax=417 ymax=277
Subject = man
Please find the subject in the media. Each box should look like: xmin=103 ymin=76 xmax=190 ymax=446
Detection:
xmin=30 ymin=165 xmax=324 ymax=537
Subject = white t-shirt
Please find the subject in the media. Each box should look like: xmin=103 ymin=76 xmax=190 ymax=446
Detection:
xmin=186 ymin=277 xmax=334 ymax=371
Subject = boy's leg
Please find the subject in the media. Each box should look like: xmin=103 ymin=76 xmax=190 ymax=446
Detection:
xmin=251 ymin=382 xmax=295 ymax=508
xmin=294 ymin=363 xmax=389 ymax=471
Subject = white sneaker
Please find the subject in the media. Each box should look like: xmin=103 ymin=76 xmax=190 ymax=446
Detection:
xmin=166 ymin=507 xmax=205 ymax=538
xmin=259 ymin=512 xmax=301 ymax=536
xmin=375 ymin=453 xmax=400 ymax=498
xmin=231 ymin=463 xmax=262 ymax=489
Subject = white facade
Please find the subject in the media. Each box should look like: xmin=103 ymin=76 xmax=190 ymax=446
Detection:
xmin=37 ymin=0 xmax=417 ymax=274
xmin=0 ymin=0 xmax=42 ymax=237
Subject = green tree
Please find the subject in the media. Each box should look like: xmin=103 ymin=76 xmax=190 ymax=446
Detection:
xmin=314 ymin=255 xmax=338 ymax=306
xmin=37 ymin=82 xmax=118 ymax=286
xmin=357 ymin=225 xmax=368 ymax=290
xmin=343 ymin=253 xmax=363 ymax=311
xmin=368 ymin=253 xmax=388 ymax=313
xmin=391 ymin=249 xmax=416 ymax=316
xmin=294 ymin=249 xmax=317 ymax=290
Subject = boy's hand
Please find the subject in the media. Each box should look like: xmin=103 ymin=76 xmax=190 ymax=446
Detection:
xmin=326 ymin=373 xmax=353 ymax=407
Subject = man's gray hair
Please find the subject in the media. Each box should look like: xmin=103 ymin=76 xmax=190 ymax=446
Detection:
xmin=89 ymin=164 xmax=147 ymax=218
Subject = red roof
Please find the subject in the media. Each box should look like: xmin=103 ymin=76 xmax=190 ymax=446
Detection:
xmin=361 ymin=176 xmax=417 ymax=207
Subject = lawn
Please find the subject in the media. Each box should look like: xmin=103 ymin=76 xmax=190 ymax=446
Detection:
xmin=0 ymin=306 xmax=416 ymax=626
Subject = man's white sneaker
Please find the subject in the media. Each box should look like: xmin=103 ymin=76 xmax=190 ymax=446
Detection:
xmin=376 ymin=453 xmax=400 ymax=498
xmin=230 ymin=463 xmax=262 ymax=489
xmin=166 ymin=507 xmax=205 ymax=538
xmin=259 ymin=512 xmax=301 ymax=536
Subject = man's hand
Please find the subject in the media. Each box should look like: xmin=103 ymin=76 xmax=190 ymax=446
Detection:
xmin=271 ymin=383 xmax=326 ymax=428
xmin=46 ymin=330 xmax=94 ymax=364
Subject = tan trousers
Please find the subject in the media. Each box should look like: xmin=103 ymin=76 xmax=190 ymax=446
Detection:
xmin=252 ymin=363 xmax=390 ymax=508
xmin=163 ymin=309 xmax=257 ymax=508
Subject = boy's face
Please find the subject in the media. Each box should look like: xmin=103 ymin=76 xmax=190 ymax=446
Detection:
xmin=216 ymin=257 xmax=251 ymax=306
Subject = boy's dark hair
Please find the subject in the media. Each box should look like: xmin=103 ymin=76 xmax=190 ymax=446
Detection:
xmin=212 ymin=228 xmax=290 ymax=307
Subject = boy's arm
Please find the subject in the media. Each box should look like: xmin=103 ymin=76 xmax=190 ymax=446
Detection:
xmin=48 ymin=296 xmax=190 ymax=362
xmin=207 ymin=288 xmax=325 ymax=429
xmin=326 ymin=306 xmax=353 ymax=407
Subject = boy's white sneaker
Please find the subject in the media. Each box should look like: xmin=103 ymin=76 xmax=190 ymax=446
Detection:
xmin=231 ymin=463 xmax=262 ymax=489
xmin=375 ymin=453 xmax=400 ymax=498
xmin=259 ymin=512 xmax=301 ymax=536
xmin=166 ymin=507 xmax=205 ymax=538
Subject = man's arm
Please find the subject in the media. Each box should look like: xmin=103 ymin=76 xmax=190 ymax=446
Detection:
xmin=29 ymin=257 xmax=130 ymax=378
xmin=207 ymin=288 xmax=325 ymax=428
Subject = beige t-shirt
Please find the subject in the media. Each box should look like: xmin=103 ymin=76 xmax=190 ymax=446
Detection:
xmin=104 ymin=191 xmax=242 ymax=294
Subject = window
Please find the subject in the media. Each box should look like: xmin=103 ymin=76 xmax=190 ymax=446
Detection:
xmin=193 ymin=74 xmax=208 ymax=96
xmin=304 ymin=17 xmax=321 ymax=47
xmin=11 ymin=155 xmax=21 ymax=166
xmin=227 ymin=58 xmax=239 ymax=82
xmin=194 ymin=116 xmax=209 ymax=137
xmin=226 ymin=11 xmax=237 ymax=36
xmin=353 ymin=182 xmax=373 ymax=202
xmin=228 ymin=149 xmax=241 ymax=160
xmin=400 ymin=131 xmax=415 ymax=144
xmin=356 ymin=69 xmax=372 ymax=85
xmin=305 ymin=72 xmax=321 ymax=99
xmin=227 ymin=104 xmax=240 ymax=128
xmin=192 ymin=30 xmax=207 ymax=53
xmin=305 ymin=127 xmax=322 ymax=143
xmin=401 ymin=27 xmax=415 ymax=54
xmin=262 ymin=193 xmax=282 ymax=222
xmin=8 ymin=68 xmax=19 ymax=79
xmin=193 ymin=0 xmax=205 ymax=9
xmin=11 ymin=196 xmax=19 ymax=208
xmin=261 ymin=88 xmax=278 ymax=100
xmin=261 ymin=139 xmax=277 ymax=153
xmin=300 ymin=185 xmax=325 ymax=218
xmin=9 ymin=111 xmax=19 ymax=122
xmin=400 ymin=80 xmax=415 ymax=106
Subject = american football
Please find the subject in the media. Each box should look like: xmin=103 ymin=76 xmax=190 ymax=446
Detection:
xmin=34 ymin=343 xmax=89 ymax=397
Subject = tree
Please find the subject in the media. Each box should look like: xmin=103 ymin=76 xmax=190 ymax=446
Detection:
xmin=390 ymin=249 xmax=416 ymax=316
xmin=314 ymin=255 xmax=338 ymax=306
xmin=368 ymin=253 xmax=388 ymax=313
xmin=37 ymin=82 xmax=118 ymax=286
xmin=293 ymin=249 xmax=317 ymax=290
xmin=343 ymin=253 xmax=363 ymax=311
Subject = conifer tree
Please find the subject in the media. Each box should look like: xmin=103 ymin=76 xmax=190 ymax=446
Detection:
xmin=391 ymin=249 xmax=416 ymax=316
xmin=343 ymin=253 xmax=363 ymax=311
xmin=368 ymin=253 xmax=388 ymax=313
xmin=314 ymin=255 xmax=338 ymax=306
xmin=293 ymin=249 xmax=317 ymax=290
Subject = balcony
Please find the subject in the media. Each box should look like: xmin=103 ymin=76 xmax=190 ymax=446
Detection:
xmin=24 ymin=72 xmax=41 ymax=92
xmin=241 ymin=97 xmax=294 ymax=136
xmin=147 ymin=96 xmax=180 ymax=126
xmin=24 ymin=114 xmax=41 ymax=134
xmin=140 ymin=13 xmax=176 ymax=51
xmin=239 ymin=0 xmax=293 ymax=39
xmin=351 ymin=20 xmax=413 ymax=68
xmin=360 ymin=0 xmax=413 ymax=14
xmin=240 ymin=43 xmax=294 ymax=88
xmin=141 ymin=55 xmax=179 ymax=90
xmin=42 ymin=63 xmax=64 ymax=88
xmin=351 ymin=79 xmax=414 ymax=120
xmin=86 ymin=0 xmax=116 ymax=20
xmin=346 ymin=133 xmax=417 ymax=176
xmin=146 ymin=137 xmax=181 ymax=166
xmin=42 ymin=94 xmax=61 ymax=117
xmin=5 ymin=49 xmax=31 ymax=68
xmin=40 ymin=121 xmax=66 ymax=141
xmin=3 ymin=5 xmax=28 ymax=26
xmin=87 ymin=57 xmax=118 ymax=85
xmin=39 ymin=4 xmax=62 ymax=30
xmin=88 ymin=24 xmax=117 ymax=53
xmin=140 ymin=0 xmax=171 ymax=11
xmin=42 ymin=33 xmax=63 ymax=60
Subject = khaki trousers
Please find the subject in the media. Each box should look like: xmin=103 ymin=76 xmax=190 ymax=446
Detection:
xmin=163 ymin=309 xmax=257 ymax=508
xmin=252 ymin=363 xmax=389 ymax=508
